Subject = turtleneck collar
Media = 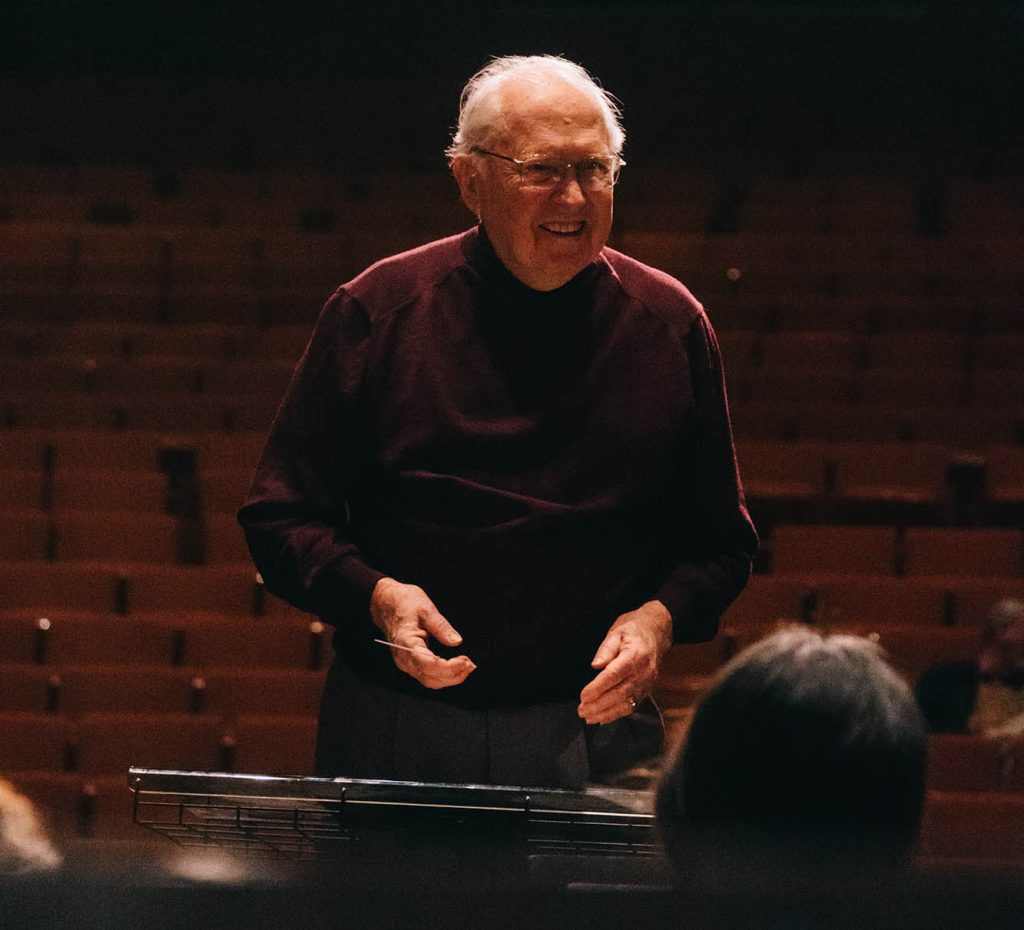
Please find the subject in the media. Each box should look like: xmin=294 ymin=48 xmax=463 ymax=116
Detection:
xmin=462 ymin=224 xmax=605 ymax=313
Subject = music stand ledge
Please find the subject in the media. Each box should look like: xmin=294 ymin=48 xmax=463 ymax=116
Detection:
xmin=127 ymin=768 xmax=662 ymax=866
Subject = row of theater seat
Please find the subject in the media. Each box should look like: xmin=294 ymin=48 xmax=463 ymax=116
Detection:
xmin=1 ymin=708 xmax=317 ymax=777
xmin=4 ymin=332 xmax=1024 ymax=381
xmin=1 ymin=439 xmax=1021 ymax=514
xmin=4 ymin=353 xmax=1024 ymax=401
xmin=5 ymin=704 xmax=1022 ymax=789
xmin=4 ymin=511 xmax=1021 ymax=574
xmin=5 ymin=320 xmax=1024 ymax=370
xmin=3 ymin=160 xmax=1022 ymax=235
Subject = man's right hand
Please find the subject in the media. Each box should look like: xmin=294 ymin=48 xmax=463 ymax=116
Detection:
xmin=369 ymin=577 xmax=476 ymax=689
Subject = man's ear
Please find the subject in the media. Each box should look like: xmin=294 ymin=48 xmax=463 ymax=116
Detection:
xmin=451 ymin=155 xmax=481 ymax=219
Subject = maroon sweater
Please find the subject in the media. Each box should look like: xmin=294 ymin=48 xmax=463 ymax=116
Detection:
xmin=238 ymin=227 xmax=758 ymax=706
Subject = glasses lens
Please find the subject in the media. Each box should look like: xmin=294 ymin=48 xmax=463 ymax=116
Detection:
xmin=519 ymin=159 xmax=562 ymax=188
xmin=578 ymin=157 xmax=616 ymax=189
xmin=515 ymin=155 xmax=622 ymax=190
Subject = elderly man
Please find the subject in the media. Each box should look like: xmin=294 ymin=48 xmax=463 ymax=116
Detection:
xmin=238 ymin=54 xmax=757 ymax=788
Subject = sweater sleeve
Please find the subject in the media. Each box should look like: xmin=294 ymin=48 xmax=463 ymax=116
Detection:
xmin=654 ymin=311 xmax=759 ymax=643
xmin=236 ymin=289 xmax=385 ymax=624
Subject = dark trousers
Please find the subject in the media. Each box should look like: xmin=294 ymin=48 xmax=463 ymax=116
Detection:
xmin=315 ymin=660 xmax=664 ymax=789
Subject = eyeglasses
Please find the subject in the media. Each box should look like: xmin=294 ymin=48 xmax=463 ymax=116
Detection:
xmin=471 ymin=147 xmax=624 ymax=191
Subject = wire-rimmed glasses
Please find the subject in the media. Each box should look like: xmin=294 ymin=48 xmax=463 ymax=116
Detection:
xmin=471 ymin=147 xmax=624 ymax=191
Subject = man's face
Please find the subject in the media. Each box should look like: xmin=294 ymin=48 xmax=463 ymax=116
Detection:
xmin=452 ymin=79 xmax=615 ymax=291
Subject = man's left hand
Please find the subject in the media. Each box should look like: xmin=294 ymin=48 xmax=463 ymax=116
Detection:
xmin=578 ymin=601 xmax=672 ymax=725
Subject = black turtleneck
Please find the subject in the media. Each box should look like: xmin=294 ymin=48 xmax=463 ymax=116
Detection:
xmin=238 ymin=226 xmax=757 ymax=707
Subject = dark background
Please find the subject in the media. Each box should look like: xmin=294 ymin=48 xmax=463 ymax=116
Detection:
xmin=2 ymin=2 xmax=1022 ymax=177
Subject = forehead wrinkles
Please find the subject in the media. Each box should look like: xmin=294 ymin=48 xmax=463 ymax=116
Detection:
xmin=491 ymin=79 xmax=608 ymax=153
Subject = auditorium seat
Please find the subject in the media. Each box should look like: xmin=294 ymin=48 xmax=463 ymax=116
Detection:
xmin=0 ymin=711 xmax=74 ymax=771
xmin=862 ymin=332 xmax=971 ymax=371
xmin=75 ymin=773 xmax=154 ymax=842
xmin=125 ymin=565 xmax=264 ymax=621
xmin=816 ymin=576 xmax=955 ymax=627
xmin=921 ymin=791 xmax=1024 ymax=864
xmin=857 ymin=368 xmax=969 ymax=407
xmin=904 ymin=407 xmax=1023 ymax=447
xmin=828 ymin=440 xmax=953 ymax=524
xmin=4 ymin=390 xmax=109 ymax=430
xmin=755 ymin=330 xmax=864 ymax=374
xmin=31 ymin=320 xmax=244 ymax=360
xmin=903 ymin=527 xmax=1023 ymax=579
xmin=199 ymin=358 xmax=295 ymax=397
xmin=197 ymin=667 xmax=325 ymax=721
xmin=952 ymin=579 xmax=1024 ymax=630
xmin=76 ymin=711 xmax=226 ymax=775
xmin=721 ymin=573 xmax=819 ymax=627
xmin=0 ymin=563 xmax=122 ymax=617
xmin=71 ymin=228 xmax=165 ymax=322
xmin=743 ymin=370 xmax=859 ymax=407
xmin=714 ymin=329 xmax=757 ymax=376
xmin=169 ymin=616 xmax=327 ymax=670
xmin=53 ymin=509 xmax=181 ymax=564
xmin=764 ymin=295 xmax=874 ymax=334
xmin=0 ymin=664 xmax=61 ymax=713
xmin=200 ymin=467 xmax=253 ymax=514
xmin=927 ymin=734 xmax=1013 ymax=792
xmin=769 ymin=524 xmax=899 ymax=575
xmin=0 ymin=356 xmax=99 ymax=392
xmin=26 ymin=390 xmax=252 ymax=433
xmin=734 ymin=438 xmax=831 ymax=525
xmin=76 ymin=163 xmax=157 ymax=205
xmin=193 ymin=431 xmax=267 ymax=471
xmin=51 ymin=468 xmax=167 ymax=512
xmin=972 ymin=370 xmax=1024 ymax=410
xmin=31 ymin=615 xmax=179 ymax=665
xmin=855 ymin=625 xmax=983 ymax=682
xmin=163 ymin=229 xmax=260 ymax=324
xmin=828 ymin=176 xmax=917 ymax=235
xmin=868 ymin=296 xmax=975 ymax=334
xmin=662 ymin=633 xmax=740 ymax=676
xmin=36 ymin=428 xmax=161 ymax=470
xmin=610 ymin=230 xmax=705 ymax=278
xmin=228 ymin=713 xmax=318 ymax=777
xmin=0 ymin=223 xmax=75 ymax=321
xmin=653 ymin=674 xmax=712 ymax=714
xmin=0 ymin=508 xmax=51 ymax=559
xmin=203 ymin=513 xmax=254 ymax=563
xmin=248 ymin=323 xmax=312 ymax=361
xmin=87 ymin=356 xmax=204 ymax=394
xmin=54 ymin=665 xmax=197 ymax=716
xmin=4 ymin=771 xmax=89 ymax=841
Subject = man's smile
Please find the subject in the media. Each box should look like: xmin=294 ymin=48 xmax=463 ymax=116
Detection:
xmin=539 ymin=221 xmax=586 ymax=236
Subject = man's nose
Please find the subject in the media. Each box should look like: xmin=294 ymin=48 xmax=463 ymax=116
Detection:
xmin=552 ymin=170 xmax=587 ymax=204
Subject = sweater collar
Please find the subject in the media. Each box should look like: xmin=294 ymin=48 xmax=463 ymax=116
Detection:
xmin=463 ymin=224 xmax=604 ymax=310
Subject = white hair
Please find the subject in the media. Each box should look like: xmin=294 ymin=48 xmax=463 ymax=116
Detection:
xmin=445 ymin=54 xmax=625 ymax=159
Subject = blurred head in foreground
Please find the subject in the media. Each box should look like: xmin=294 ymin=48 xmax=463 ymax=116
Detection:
xmin=655 ymin=626 xmax=927 ymax=890
xmin=0 ymin=778 xmax=62 ymax=875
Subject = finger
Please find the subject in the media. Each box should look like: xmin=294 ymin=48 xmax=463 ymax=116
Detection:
xmin=409 ymin=655 xmax=476 ymax=690
xmin=394 ymin=645 xmax=475 ymax=685
xmin=421 ymin=605 xmax=463 ymax=647
xmin=590 ymin=629 xmax=624 ymax=670
xmin=579 ymin=652 xmax=633 ymax=705
xmin=578 ymin=684 xmax=636 ymax=725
